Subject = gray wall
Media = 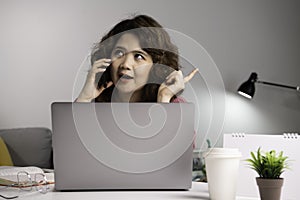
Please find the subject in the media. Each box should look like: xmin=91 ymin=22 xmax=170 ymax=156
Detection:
xmin=1 ymin=0 xmax=299 ymax=148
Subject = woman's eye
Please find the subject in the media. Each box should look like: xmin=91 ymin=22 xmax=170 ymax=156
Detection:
xmin=134 ymin=53 xmax=145 ymax=61
xmin=113 ymin=50 xmax=124 ymax=58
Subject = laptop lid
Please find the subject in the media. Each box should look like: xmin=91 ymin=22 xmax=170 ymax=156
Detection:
xmin=51 ymin=102 xmax=195 ymax=191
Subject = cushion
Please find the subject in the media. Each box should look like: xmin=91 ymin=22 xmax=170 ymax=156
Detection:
xmin=0 ymin=128 xmax=53 ymax=169
xmin=0 ymin=137 xmax=14 ymax=166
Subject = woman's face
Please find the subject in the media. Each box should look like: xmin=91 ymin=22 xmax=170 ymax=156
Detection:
xmin=110 ymin=33 xmax=153 ymax=95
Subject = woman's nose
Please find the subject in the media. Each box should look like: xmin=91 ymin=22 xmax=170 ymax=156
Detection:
xmin=120 ymin=54 xmax=134 ymax=69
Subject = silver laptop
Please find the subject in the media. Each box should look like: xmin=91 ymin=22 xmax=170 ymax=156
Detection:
xmin=51 ymin=102 xmax=195 ymax=191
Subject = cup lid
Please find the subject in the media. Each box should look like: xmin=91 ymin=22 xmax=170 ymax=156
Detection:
xmin=203 ymin=148 xmax=242 ymax=158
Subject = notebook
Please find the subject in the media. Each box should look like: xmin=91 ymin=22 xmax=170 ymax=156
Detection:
xmin=51 ymin=102 xmax=195 ymax=191
xmin=224 ymin=133 xmax=299 ymax=199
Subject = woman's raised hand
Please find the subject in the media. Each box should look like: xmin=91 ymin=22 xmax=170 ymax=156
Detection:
xmin=76 ymin=58 xmax=113 ymax=102
xmin=157 ymin=68 xmax=199 ymax=102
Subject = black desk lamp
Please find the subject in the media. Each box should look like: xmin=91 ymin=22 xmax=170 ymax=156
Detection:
xmin=237 ymin=72 xmax=300 ymax=99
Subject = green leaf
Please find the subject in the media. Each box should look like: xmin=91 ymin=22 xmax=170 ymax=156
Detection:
xmin=245 ymin=147 xmax=290 ymax=178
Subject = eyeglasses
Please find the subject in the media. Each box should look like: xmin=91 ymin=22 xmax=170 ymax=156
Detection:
xmin=0 ymin=171 xmax=50 ymax=199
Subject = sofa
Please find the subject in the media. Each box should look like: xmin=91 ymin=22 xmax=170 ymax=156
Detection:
xmin=0 ymin=127 xmax=53 ymax=169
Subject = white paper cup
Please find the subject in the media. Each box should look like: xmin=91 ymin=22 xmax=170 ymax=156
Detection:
xmin=203 ymin=148 xmax=241 ymax=200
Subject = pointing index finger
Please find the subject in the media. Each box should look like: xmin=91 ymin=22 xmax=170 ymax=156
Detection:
xmin=184 ymin=68 xmax=199 ymax=83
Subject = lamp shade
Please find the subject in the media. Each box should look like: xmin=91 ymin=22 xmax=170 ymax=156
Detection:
xmin=237 ymin=72 xmax=258 ymax=99
xmin=238 ymin=72 xmax=299 ymax=99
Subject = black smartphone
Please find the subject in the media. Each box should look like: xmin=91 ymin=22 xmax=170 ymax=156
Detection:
xmin=95 ymin=64 xmax=112 ymax=89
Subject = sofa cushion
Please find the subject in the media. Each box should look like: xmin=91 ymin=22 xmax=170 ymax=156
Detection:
xmin=0 ymin=128 xmax=53 ymax=169
xmin=0 ymin=137 xmax=14 ymax=166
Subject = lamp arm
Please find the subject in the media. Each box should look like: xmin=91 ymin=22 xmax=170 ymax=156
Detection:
xmin=257 ymin=80 xmax=300 ymax=91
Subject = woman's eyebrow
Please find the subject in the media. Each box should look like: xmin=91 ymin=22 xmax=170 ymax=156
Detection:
xmin=113 ymin=46 xmax=126 ymax=51
xmin=131 ymin=50 xmax=149 ymax=56
xmin=113 ymin=46 xmax=149 ymax=56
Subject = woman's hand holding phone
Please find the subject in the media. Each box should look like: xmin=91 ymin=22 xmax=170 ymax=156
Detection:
xmin=76 ymin=58 xmax=113 ymax=102
xmin=157 ymin=68 xmax=199 ymax=103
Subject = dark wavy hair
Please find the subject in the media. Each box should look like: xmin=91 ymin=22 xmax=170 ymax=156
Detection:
xmin=91 ymin=15 xmax=180 ymax=102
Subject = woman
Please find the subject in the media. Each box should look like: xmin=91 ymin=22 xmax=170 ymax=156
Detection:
xmin=76 ymin=15 xmax=198 ymax=103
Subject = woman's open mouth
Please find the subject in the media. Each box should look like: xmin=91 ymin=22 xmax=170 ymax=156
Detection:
xmin=119 ymin=73 xmax=133 ymax=80
xmin=118 ymin=73 xmax=134 ymax=82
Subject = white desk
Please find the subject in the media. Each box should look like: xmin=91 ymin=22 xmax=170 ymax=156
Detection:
xmin=3 ymin=182 xmax=259 ymax=200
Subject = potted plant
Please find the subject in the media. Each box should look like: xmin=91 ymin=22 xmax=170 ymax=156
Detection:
xmin=246 ymin=147 xmax=289 ymax=200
